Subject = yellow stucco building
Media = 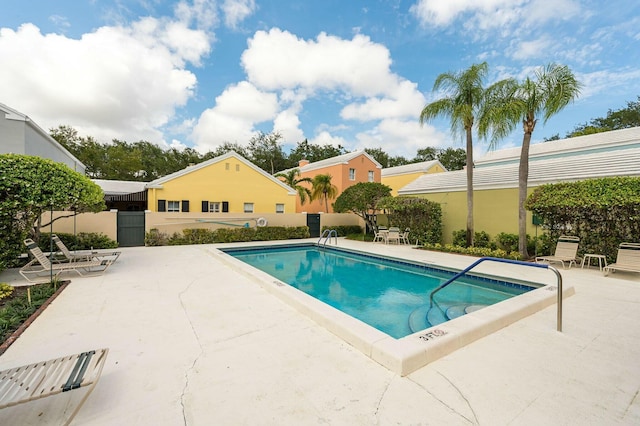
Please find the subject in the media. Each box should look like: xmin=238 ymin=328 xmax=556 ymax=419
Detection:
xmin=399 ymin=127 xmax=640 ymax=243
xmin=381 ymin=160 xmax=446 ymax=196
xmin=146 ymin=151 xmax=296 ymax=214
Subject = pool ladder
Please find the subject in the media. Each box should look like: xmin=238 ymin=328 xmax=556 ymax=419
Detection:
xmin=318 ymin=229 xmax=338 ymax=246
xmin=429 ymin=257 xmax=564 ymax=332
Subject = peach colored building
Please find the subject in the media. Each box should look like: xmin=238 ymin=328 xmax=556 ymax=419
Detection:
xmin=283 ymin=151 xmax=382 ymax=213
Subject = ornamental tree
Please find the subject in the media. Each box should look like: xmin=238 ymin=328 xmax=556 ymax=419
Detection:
xmin=0 ymin=154 xmax=105 ymax=270
xmin=333 ymin=182 xmax=392 ymax=233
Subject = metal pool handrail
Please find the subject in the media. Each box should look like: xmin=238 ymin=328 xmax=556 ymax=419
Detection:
xmin=318 ymin=229 xmax=338 ymax=246
xmin=429 ymin=257 xmax=564 ymax=332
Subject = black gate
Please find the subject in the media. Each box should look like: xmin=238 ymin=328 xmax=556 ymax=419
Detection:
xmin=117 ymin=211 xmax=145 ymax=247
xmin=306 ymin=213 xmax=321 ymax=238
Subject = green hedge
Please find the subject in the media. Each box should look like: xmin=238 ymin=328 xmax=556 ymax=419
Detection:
xmin=526 ymin=176 xmax=640 ymax=261
xmin=321 ymin=225 xmax=363 ymax=236
xmin=145 ymin=226 xmax=311 ymax=246
xmin=38 ymin=232 xmax=119 ymax=251
xmin=421 ymin=243 xmax=522 ymax=260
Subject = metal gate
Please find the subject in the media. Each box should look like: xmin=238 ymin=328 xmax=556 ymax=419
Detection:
xmin=117 ymin=211 xmax=145 ymax=247
xmin=306 ymin=213 xmax=321 ymax=238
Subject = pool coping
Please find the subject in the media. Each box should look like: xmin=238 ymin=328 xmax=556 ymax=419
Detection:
xmin=210 ymin=242 xmax=575 ymax=376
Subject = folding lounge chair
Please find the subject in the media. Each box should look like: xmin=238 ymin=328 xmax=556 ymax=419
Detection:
xmin=400 ymin=228 xmax=411 ymax=245
xmin=603 ymin=242 xmax=640 ymax=276
xmin=0 ymin=348 xmax=108 ymax=426
xmin=20 ymin=239 xmax=115 ymax=283
xmin=535 ymin=235 xmax=580 ymax=269
xmin=52 ymin=235 xmax=121 ymax=264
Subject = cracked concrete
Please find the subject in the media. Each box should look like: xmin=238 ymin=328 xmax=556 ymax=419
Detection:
xmin=0 ymin=239 xmax=639 ymax=425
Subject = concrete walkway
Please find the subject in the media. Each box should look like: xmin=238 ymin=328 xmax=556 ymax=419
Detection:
xmin=0 ymin=239 xmax=639 ymax=425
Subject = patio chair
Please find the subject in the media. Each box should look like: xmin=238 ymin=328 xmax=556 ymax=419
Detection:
xmin=20 ymin=239 xmax=116 ymax=283
xmin=400 ymin=228 xmax=410 ymax=245
xmin=603 ymin=242 xmax=640 ymax=276
xmin=52 ymin=235 xmax=121 ymax=263
xmin=535 ymin=235 xmax=580 ymax=269
xmin=373 ymin=226 xmax=387 ymax=243
xmin=0 ymin=348 xmax=108 ymax=426
xmin=386 ymin=227 xmax=401 ymax=244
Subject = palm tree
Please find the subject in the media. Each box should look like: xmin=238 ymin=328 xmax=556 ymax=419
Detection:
xmin=481 ymin=63 xmax=581 ymax=258
xmin=275 ymin=168 xmax=313 ymax=205
xmin=311 ymin=174 xmax=338 ymax=213
xmin=419 ymin=62 xmax=489 ymax=247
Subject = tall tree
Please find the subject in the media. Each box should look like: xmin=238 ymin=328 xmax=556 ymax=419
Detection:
xmin=419 ymin=62 xmax=489 ymax=246
xmin=567 ymin=96 xmax=640 ymax=137
xmin=288 ymin=139 xmax=347 ymax=165
xmin=247 ymin=132 xmax=288 ymax=174
xmin=311 ymin=174 xmax=338 ymax=213
xmin=333 ymin=182 xmax=392 ymax=233
xmin=364 ymin=147 xmax=390 ymax=168
xmin=436 ymin=147 xmax=466 ymax=170
xmin=481 ymin=63 xmax=581 ymax=257
xmin=274 ymin=168 xmax=313 ymax=205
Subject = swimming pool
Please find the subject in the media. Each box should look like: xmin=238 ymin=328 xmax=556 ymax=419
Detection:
xmin=216 ymin=242 xmax=568 ymax=375
xmin=223 ymin=244 xmax=535 ymax=338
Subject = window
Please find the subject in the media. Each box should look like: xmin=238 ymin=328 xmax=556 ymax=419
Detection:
xmin=182 ymin=200 xmax=190 ymax=212
xmin=244 ymin=203 xmax=254 ymax=213
xmin=209 ymin=202 xmax=220 ymax=212
xmin=276 ymin=203 xmax=285 ymax=213
xmin=225 ymin=162 xmax=230 ymax=170
xmin=167 ymin=201 xmax=180 ymax=212
xmin=158 ymin=199 xmax=166 ymax=212
xmin=368 ymin=170 xmax=374 ymax=182
xmin=236 ymin=164 xmax=240 ymax=171
xmin=349 ymin=168 xmax=356 ymax=180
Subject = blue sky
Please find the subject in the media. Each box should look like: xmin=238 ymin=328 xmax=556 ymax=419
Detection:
xmin=1 ymin=0 xmax=639 ymax=158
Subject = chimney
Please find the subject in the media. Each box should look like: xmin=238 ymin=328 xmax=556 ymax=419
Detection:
xmin=298 ymin=159 xmax=310 ymax=167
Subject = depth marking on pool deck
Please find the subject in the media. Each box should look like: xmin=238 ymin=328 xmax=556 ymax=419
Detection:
xmin=417 ymin=329 xmax=448 ymax=342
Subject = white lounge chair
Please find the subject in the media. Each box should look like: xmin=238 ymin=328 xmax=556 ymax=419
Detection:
xmin=0 ymin=348 xmax=108 ymax=426
xmin=52 ymin=235 xmax=121 ymax=263
xmin=603 ymin=243 xmax=640 ymax=276
xmin=535 ymin=235 xmax=580 ymax=269
xmin=20 ymin=239 xmax=116 ymax=283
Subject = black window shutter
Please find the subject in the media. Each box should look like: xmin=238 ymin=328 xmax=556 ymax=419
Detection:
xmin=202 ymin=201 xmax=208 ymax=212
xmin=158 ymin=199 xmax=166 ymax=212
xmin=222 ymin=201 xmax=229 ymax=213
xmin=182 ymin=200 xmax=190 ymax=212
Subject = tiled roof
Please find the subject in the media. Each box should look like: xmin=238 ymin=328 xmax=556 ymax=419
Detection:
xmin=399 ymin=146 xmax=640 ymax=194
xmin=381 ymin=160 xmax=446 ymax=177
xmin=475 ymin=126 xmax=640 ymax=167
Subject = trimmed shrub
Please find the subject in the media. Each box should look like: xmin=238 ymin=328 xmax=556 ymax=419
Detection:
xmin=321 ymin=225 xmax=363 ymax=237
xmin=146 ymin=226 xmax=310 ymax=246
xmin=526 ymin=176 xmax=640 ymax=261
xmin=39 ymin=232 xmax=118 ymax=251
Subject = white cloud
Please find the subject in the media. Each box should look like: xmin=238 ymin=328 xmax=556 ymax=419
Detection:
xmin=241 ymin=28 xmax=400 ymax=97
xmin=353 ymin=118 xmax=449 ymax=157
xmin=340 ymin=80 xmax=426 ymax=121
xmin=0 ymin=20 xmax=208 ymax=144
xmin=192 ymin=81 xmax=279 ymax=150
xmin=410 ymin=0 xmax=581 ymax=32
xmin=309 ymin=131 xmax=348 ymax=148
xmin=273 ymin=108 xmax=304 ymax=143
xmin=221 ymin=0 xmax=257 ymax=29
xmin=508 ymin=35 xmax=552 ymax=60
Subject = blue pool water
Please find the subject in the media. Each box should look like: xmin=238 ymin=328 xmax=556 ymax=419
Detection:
xmin=223 ymin=244 xmax=536 ymax=338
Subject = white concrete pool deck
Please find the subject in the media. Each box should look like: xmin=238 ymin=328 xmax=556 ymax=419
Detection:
xmin=1 ymin=238 xmax=639 ymax=425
